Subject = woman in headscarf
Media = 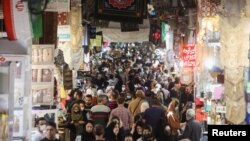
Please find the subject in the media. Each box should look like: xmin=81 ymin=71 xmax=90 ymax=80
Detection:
xmin=130 ymin=121 xmax=144 ymax=141
xmin=68 ymin=103 xmax=84 ymax=141
xmin=81 ymin=120 xmax=95 ymax=141
xmin=128 ymin=90 xmax=147 ymax=119
xmin=166 ymin=99 xmax=181 ymax=141
xmin=105 ymin=121 xmax=125 ymax=141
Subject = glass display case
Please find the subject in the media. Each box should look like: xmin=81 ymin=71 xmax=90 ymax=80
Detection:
xmin=0 ymin=54 xmax=31 ymax=141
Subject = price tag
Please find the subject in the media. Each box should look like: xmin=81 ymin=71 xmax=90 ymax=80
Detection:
xmin=216 ymin=105 xmax=226 ymax=113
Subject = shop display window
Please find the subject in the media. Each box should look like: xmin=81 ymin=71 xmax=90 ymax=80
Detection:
xmin=0 ymin=55 xmax=31 ymax=140
xmin=32 ymin=85 xmax=54 ymax=105
xmin=32 ymin=45 xmax=54 ymax=65
xmin=31 ymin=109 xmax=58 ymax=129
xmin=32 ymin=66 xmax=54 ymax=84
xmin=31 ymin=45 xmax=55 ymax=106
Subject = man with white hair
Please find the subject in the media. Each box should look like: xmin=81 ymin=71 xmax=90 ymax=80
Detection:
xmin=179 ymin=109 xmax=202 ymax=141
xmin=97 ymin=89 xmax=104 ymax=96
xmin=86 ymin=88 xmax=94 ymax=96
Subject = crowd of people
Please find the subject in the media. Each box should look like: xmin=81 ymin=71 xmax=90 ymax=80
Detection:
xmin=32 ymin=46 xmax=202 ymax=141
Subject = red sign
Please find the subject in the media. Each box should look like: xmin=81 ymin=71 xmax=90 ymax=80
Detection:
xmin=182 ymin=44 xmax=196 ymax=67
xmin=109 ymin=0 xmax=134 ymax=9
xmin=0 ymin=56 xmax=6 ymax=63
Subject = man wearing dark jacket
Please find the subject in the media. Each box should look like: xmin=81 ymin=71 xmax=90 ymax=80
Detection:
xmin=179 ymin=109 xmax=202 ymax=141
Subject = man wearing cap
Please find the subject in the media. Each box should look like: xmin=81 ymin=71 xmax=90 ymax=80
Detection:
xmin=179 ymin=109 xmax=202 ymax=141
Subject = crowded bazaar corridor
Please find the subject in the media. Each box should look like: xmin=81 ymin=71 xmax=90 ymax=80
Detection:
xmin=1 ymin=0 xmax=250 ymax=141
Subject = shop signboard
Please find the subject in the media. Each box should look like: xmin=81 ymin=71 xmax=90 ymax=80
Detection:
xmin=57 ymin=25 xmax=71 ymax=41
xmin=182 ymin=44 xmax=196 ymax=68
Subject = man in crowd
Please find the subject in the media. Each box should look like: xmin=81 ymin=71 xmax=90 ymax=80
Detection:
xmin=41 ymin=121 xmax=60 ymax=141
xmin=179 ymin=109 xmax=202 ymax=141
xmin=110 ymin=96 xmax=132 ymax=132
xmin=142 ymin=97 xmax=165 ymax=134
xmin=84 ymin=94 xmax=94 ymax=120
xmin=90 ymin=95 xmax=111 ymax=127
xmin=32 ymin=117 xmax=46 ymax=141
xmin=93 ymin=124 xmax=106 ymax=141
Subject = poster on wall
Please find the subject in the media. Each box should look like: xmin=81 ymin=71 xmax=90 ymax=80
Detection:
xmin=32 ymin=65 xmax=54 ymax=84
xmin=13 ymin=110 xmax=24 ymax=137
xmin=31 ymin=85 xmax=54 ymax=106
xmin=32 ymin=45 xmax=54 ymax=65
xmin=32 ymin=109 xmax=58 ymax=128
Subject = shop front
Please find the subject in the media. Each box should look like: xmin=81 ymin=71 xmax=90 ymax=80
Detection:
xmin=0 ymin=39 xmax=32 ymax=141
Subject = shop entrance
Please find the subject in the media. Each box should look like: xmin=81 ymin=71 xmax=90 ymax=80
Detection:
xmin=0 ymin=55 xmax=30 ymax=141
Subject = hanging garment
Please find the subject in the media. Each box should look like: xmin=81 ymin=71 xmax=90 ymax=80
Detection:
xmin=224 ymin=67 xmax=246 ymax=124
xmin=70 ymin=7 xmax=83 ymax=50
xmin=224 ymin=67 xmax=244 ymax=100
xmin=71 ymin=48 xmax=83 ymax=70
xmin=225 ymin=96 xmax=246 ymax=124
xmin=220 ymin=0 xmax=245 ymax=27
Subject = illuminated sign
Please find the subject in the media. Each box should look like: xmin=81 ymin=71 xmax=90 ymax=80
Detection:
xmin=182 ymin=44 xmax=196 ymax=67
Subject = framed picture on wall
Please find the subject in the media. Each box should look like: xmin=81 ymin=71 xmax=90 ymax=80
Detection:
xmin=32 ymin=65 xmax=54 ymax=84
xmin=31 ymin=85 xmax=54 ymax=106
xmin=32 ymin=45 xmax=54 ymax=65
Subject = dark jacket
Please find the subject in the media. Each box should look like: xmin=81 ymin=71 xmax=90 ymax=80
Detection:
xmin=81 ymin=131 xmax=95 ymax=141
xmin=179 ymin=118 xmax=202 ymax=141
xmin=40 ymin=138 xmax=60 ymax=141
